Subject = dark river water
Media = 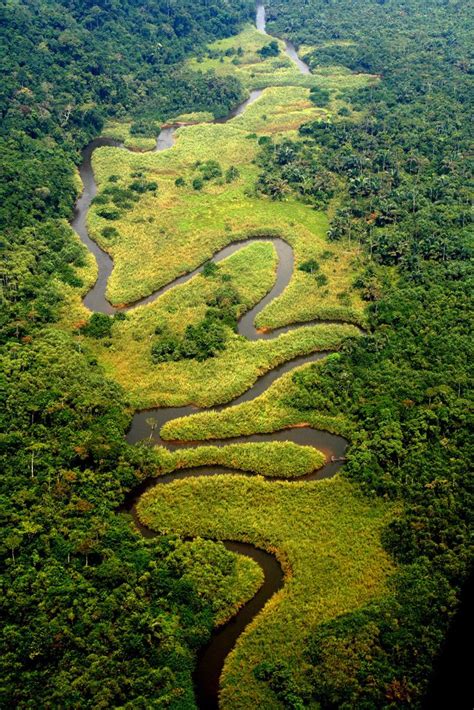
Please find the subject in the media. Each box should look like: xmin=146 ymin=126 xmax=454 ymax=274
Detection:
xmin=72 ymin=6 xmax=351 ymax=708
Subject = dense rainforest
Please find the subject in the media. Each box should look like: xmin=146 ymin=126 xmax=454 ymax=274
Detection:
xmin=257 ymin=0 xmax=473 ymax=707
xmin=1 ymin=0 xmax=472 ymax=707
xmin=0 ymin=0 xmax=255 ymax=706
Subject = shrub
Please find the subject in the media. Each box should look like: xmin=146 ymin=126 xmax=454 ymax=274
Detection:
xmin=192 ymin=176 xmax=204 ymax=190
xmin=130 ymin=179 xmax=158 ymax=194
xmin=81 ymin=313 xmax=113 ymax=338
xmin=92 ymin=194 xmax=109 ymax=205
xmin=151 ymin=333 xmax=181 ymax=363
xmin=180 ymin=318 xmax=227 ymax=361
xmin=151 ymin=313 xmax=228 ymax=364
xmin=101 ymin=226 xmax=119 ymax=239
xmin=309 ymin=86 xmax=330 ymax=107
xmin=198 ymin=160 xmax=222 ymax=181
xmin=258 ymin=40 xmax=279 ymax=58
xmin=299 ymin=259 xmax=320 ymax=274
xmin=225 ymin=165 xmax=240 ymax=183
xmin=97 ymin=208 xmax=121 ymax=220
xmin=202 ymin=261 xmax=219 ymax=278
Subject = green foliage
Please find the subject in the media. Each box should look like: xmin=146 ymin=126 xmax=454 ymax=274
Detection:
xmin=129 ymin=178 xmax=158 ymax=194
xmin=299 ymin=259 xmax=320 ymax=274
xmin=151 ymin=331 xmax=182 ymax=363
xmin=101 ymin=226 xmax=119 ymax=240
xmin=130 ymin=119 xmax=160 ymax=137
xmin=168 ymin=538 xmax=263 ymax=626
xmin=151 ymin=313 xmax=228 ymax=364
xmin=309 ymin=86 xmax=330 ymax=107
xmin=254 ymin=661 xmax=306 ymax=709
xmin=197 ymin=159 xmax=223 ymax=181
xmin=3 ymin=0 xmax=472 ymax=705
xmin=0 ymin=0 xmax=259 ymax=705
xmin=0 ymin=330 xmax=231 ymax=706
xmin=137 ymin=475 xmax=392 ymax=709
xmin=80 ymin=313 xmax=113 ymax=339
xmin=259 ymin=0 xmax=474 ymax=704
xmin=97 ymin=208 xmax=121 ymax=221
xmin=225 ymin=165 xmax=240 ymax=183
xmin=202 ymin=260 xmax=219 ymax=278
xmin=257 ymin=139 xmax=335 ymax=206
xmin=181 ymin=318 xmax=227 ymax=361
xmin=258 ymin=40 xmax=280 ymax=58
xmin=306 ymin=563 xmax=456 ymax=709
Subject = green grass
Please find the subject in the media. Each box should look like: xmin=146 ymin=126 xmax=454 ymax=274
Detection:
xmin=160 ymin=359 xmax=350 ymax=442
xmin=83 ymin=21 xmax=372 ymax=311
xmin=189 ymin=25 xmax=378 ymax=93
xmin=138 ymin=475 xmax=393 ymax=709
xmin=89 ymin=138 xmax=365 ymax=319
xmin=157 ymin=441 xmax=326 ymax=479
xmin=96 ymin=320 xmax=359 ymax=409
xmin=101 ymin=121 xmax=157 ymax=151
xmin=75 ymin=242 xmax=360 ymax=409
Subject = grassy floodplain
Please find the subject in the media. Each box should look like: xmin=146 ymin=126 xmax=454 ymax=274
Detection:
xmin=67 ymin=23 xmax=377 ymax=408
xmin=101 ymin=121 xmax=157 ymax=151
xmin=78 ymin=238 xmax=361 ymax=409
xmin=83 ymin=22 xmax=376 ymax=313
xmin=64 ymin=21 xmax=394 ymax=709
xmin=138 ymin=476 xmax=393 ymax=709
xmin=159 ymin=359 xmax=349 ymax=442
xmin=156 ymin=440 xmax=326 ymax=479
xmin=189 ymin=25 xmax=375 ymax=93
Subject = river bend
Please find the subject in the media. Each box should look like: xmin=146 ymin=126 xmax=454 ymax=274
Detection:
xmin=72 ymin=6 xmax=352 ymax=708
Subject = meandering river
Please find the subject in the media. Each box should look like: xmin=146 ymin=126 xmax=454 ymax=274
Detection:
xmin=72 ymin=5 xmax=351 ymax=708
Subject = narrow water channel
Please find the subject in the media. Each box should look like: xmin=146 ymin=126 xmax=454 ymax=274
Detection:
xmin=72 ymin=6 xmax=350 ymax=708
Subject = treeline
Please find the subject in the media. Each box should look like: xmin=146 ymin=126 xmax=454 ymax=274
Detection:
xmin=0 ymin=0 xmax=253 ymax=706
xmin=255 ymin=0 xmax=473 ymax=707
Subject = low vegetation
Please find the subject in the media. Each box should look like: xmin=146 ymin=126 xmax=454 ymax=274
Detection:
xmin=189 ymin=24 xmax=377 ymax=92
xmin=101 ymin=122 xmax=157 ymax=152
xmin=137 ymin=475 xmax=393 ymax=708
xmin=74 ymin=240 xmax=361 ymax=409
xmin=157 ymin=440 xmax=326 ymax=479
xmin=82 ymin=22 xmax=374 ymax=311
xmin=160 ymin=359 xmax=349 ymax=442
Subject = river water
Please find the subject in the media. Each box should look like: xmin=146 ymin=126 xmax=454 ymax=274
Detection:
xmin=72 ymin=6 xmax=350 ymax=708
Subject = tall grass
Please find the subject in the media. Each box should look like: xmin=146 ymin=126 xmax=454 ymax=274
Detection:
xmin=138 ymin=476 xmax=393 ymax=708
